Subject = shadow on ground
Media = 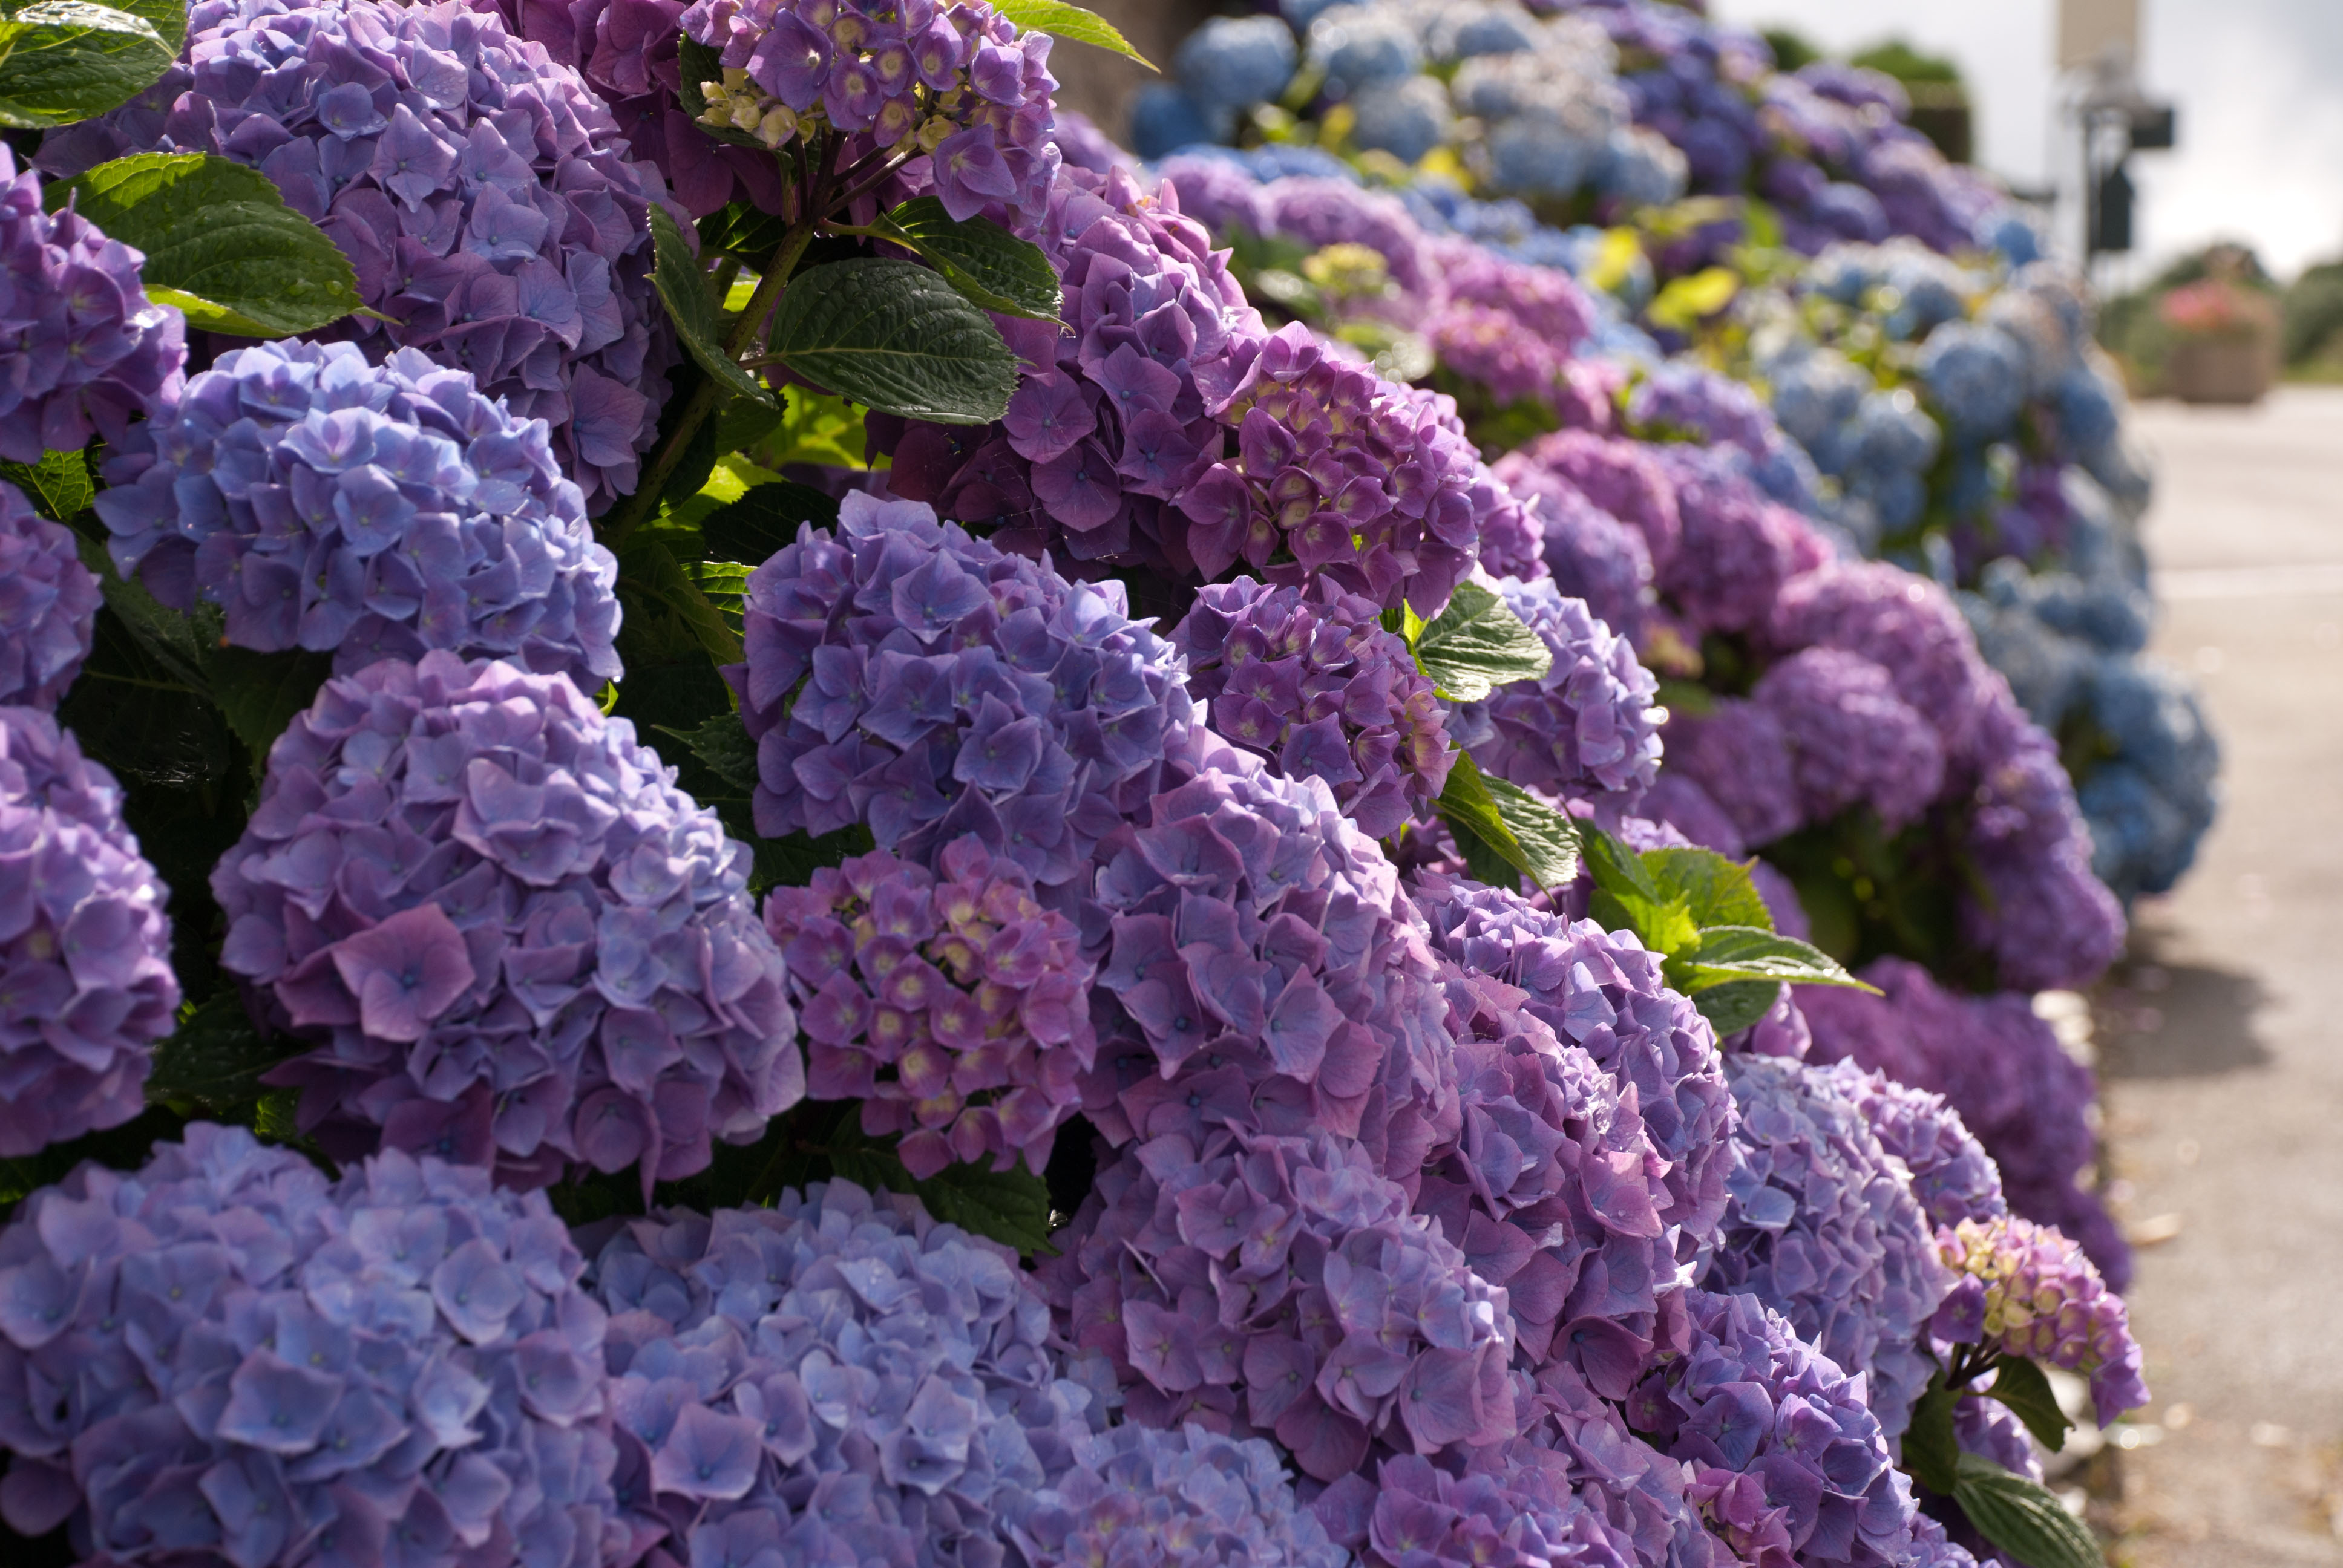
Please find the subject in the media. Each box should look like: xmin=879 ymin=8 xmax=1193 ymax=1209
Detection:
xmin=2094 ymin=930 xmax=2275 ymax=1081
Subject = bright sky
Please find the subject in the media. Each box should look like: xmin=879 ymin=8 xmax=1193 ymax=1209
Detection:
xmin=1707 ymin=0 xmax=2343 ymax=282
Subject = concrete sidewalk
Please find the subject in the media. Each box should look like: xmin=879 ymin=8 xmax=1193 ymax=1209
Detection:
xmin=2094 ymin=387 xmax=2343 ymax=1565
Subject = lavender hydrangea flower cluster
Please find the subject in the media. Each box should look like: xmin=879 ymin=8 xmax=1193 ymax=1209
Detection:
xmin=0 ymin=708 xmax=178 ymax=1155
xmin=1502 ymin=1358 xmax=1737 ymax=1568
xmin=1337 ymin=1444 xmax=1639 ymax=1568
xmin=1077 ymin=750 xmax=1457 ymax=1194
xmin=0 ymin=145 xmax=185 ymax=463
xmin=581 ymin=1179 xmax=1096 ymax=1568
xmin=1626 ymin=1288 xmax=1922 ymax=1568
xmin=1418 ymin=967 xmax=1676 ymax=1385
xmin=1413 ymin=874 xmax=1734 ymax=1245
xmin=1748 ymin=647 xmax=1947 ymax=832
xmin=1702 ymin=1054 xmax=1953 ymax=1439
xmin=887 ymin=162 xmax=1263 ymax=577
xmin=0 ymin=482 xmax=99 ymax=710
xmin=44 ymin=0 xmax=679 ymax=514
xmin=96 ymin=340 xmax=623 ymax=687
xmin=761 ymin=837 xmax=1094 ymax=1179
xmin=1041 ymin=1126 xmax=1516 ymax=1483
xmin=1799 ymin=957 xmax=2129 ymax=1289
xmin=1827 ymin=1059 xmax=2007 ymax=1231
xmin=1008 ymin=1422 xmax=1351 ymax=1568
xmin=1170 ymin=575 xmax=1453 ymax=838
xmin=211 ymin=652 xmax=802 ymax=1191
xmin=0 ymin=1124 xmax=622 ymax=1568
xmin=680 ymin=0 xmax=1061 ymax=225
xmin=1487 ymin=453 xmax=1653 ymax=641
xmin=730 ymin=491 xmax=1193 ymax=884
xmin=1426 ymin=246 xmax=1598 ymax=410
xmin=1933 ymin=1215 xmax=2149 ymax=1426
xmin=1450 ymin=577 xmax=1662 ymax=809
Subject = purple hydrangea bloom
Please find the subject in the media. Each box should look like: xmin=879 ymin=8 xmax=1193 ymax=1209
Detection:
xmin=1334 ymin=1443 xmax=1639 ymax=1568
xmin=211 ymin=652 xmax=802 ymax=1192
xmin=580 ymin=1178 xmax=1093 ymax=1568
xmin=1826 ymin=1059 xmax=2007 ymax=1232
xmin=1426 ymin=247 xmax=1598 ymax=410
xmin=1766 ymin=561 xmax=1999 ymax=771
xmin=1702 ymin=1054 xmax=1955 ymax=1439
xmin=1507 ymin=430 xmax=1682 ymax=578
xmin=1458 ymin=577 xmax=1662 ymax=809
xmin=0 ymin=482 xmax=99 ymax=709
xmin=45 ymin=0 xmax=680 ymax=514
xmin=1954 ymin=1389 xmax=2041 ymax=1482
xmin=1412 ymin=874 xmax=1734 ymax=1247
xmin=0 ymin=708 xmax=177 ymax=1155
xmin=1040 ymin=1126 xmax=1516 ymax=1483
xmin=1503 ymin=1357 xmax=1738 ymax=1568
xmin=0 ymin=145 xmax=185 ymax=463
xmin=1417 ymin=967 xmax=1677 ymax=1387
xmin=1958 ymin=694 xmax=2125 ymax=992
xmin=1076 ymin=746 xmax=1458 ymax=1198
xmin=1627 ymin=364 xmax=1777 ymax=460
xmin=761 ymin=837 xmax=1094 ymax=1179
xmin=1627 ymin=1288 xmax=1927 ymax=1568
xmin=729 ymin=491 xmax=1193 ymax=884
xmin=1008 ymin=1422 xmax=1351 ymax=1568
xmin=1659 ymin=699 xmax=1803 ymax=849
xmin=96 ymin=340 xmax=622 ymax=686
xmin=0 ymin=1123 xmax=623 ymax=1568
xmin=1935 ymin=1215 xmax=2148 ymax=1426
xmin=1752 ymin=647 xmax=1946 ymax=831
xmin=1489 ymin=455 xmax=1653 ymax=640
xmin=678 ymin=0 xmax=1061 ymax=226
xmin=1800 ymin=957 xmax=2130 ymax=1290
xmin=1650 ymin=445 xmax=1807 ymax=636
xmin=1171 ymin=575 xmax=1453 ymax=837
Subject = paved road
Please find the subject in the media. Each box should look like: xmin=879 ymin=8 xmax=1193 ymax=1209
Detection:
xmin=2097 ymin=387 xmax=2343 ymax=1565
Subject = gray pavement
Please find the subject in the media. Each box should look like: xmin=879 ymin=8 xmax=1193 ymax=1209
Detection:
xmin=2094 ymin=387 xmax=2343 ymax=1564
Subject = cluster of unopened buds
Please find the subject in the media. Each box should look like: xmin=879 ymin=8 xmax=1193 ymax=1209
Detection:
xmin=695 ymin=68 xmax=973 ymax=154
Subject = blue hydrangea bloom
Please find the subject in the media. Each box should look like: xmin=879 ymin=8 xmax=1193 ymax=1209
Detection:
xmin=1453 ymin=577 xmax=1662 ymax=809
xmin=0 ymin=1123 xmax=623 ymax=1568
xmin=211 ymin=652 xmax=801 ymax=1194
xmin=730 ymin=490 xmax=1194 ymax=885
xmin=580 ymin=1179 xmax=1096 ymax=1568
xmin=1306 ymin=4 xmax=1423 ymax=97
xmin=1041 ymin=1125 xmax=1516 ymax=1484
xmin=1351 ymin=76 xmax=1454 ymax=163
xmin=0 ymin=145 xmax=185 ymax=464
xmin=0 ymin=481 xmax=99 ymax=710
xmin=96 ymin=339 xmax=622 ymax=687
xmin=1702 ymin=1054 xmax=1955 ymax=1440
xmin=1130 ymin=83 xmax=1223 ymax=159
xmin=1919 ymin=321 xmax=2030 ymax=441
xmin=1175 ymin=15 xmax=1298 ymax=117
xmin=45 ymin=0 xmax=680 ymax=514
xmin=0 ymin=707 xmax=178 ymax=1155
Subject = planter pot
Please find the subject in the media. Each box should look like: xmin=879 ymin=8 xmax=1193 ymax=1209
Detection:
xmin=2166 ymin=332 xmax=2277 ymax=405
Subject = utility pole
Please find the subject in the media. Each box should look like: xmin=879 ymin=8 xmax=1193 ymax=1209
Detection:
xmin=2058 ymin=0 xmax=2176 ymax=287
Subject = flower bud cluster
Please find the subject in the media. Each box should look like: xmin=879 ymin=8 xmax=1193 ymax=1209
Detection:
xmin=1041 ymin=1126 xmax=1516 ymax=1484
xmin=1703 ymin=1054 xmax=1953 ymax=1439
xmin=211 ymin=652 xmax=802 ymax=1193
xmin=0 ymin=1125 xmax=622 ymax=1568
xmin=582 ymin=1178 xmax=1096 ymax=1567
xmin=0 ymin=482 xmax=99 ymax=710
xmin=730 ymin=492 xmax=1193 ymax=884
xmin=0 ymin=708 xmax=178 ymax=1155
xmin=1171 ymin=574 xmax=1453 ymax=838
xmin=1627 ymin=1288 xmax=1919 ymax=1568
xmin=1412 ymin=874 xmax=1733 ymax=1244
xmin=1078 ymin=747 xmax=1458 ymax=1195
xmin=762 ymin=836 xmax=1094 ymax=1178
xmin=0 ymin=145 xmax=185 ymax=463
xmin=1452 ymin=576 xmax=1662 ymax=808
xmin=97 ymin=340 xmax=623 ymax=688
xmin=45 ymin=0 xmax=681 ymax=514
xmin=1933 ymin=1214 xmax=2148 ymax=1426
xmin=679 ymin=0 xmax=1061 ymax=223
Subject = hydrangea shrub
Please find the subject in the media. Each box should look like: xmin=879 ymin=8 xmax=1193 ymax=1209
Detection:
xmin=0 ymin=483 xmax=99 ymax=711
